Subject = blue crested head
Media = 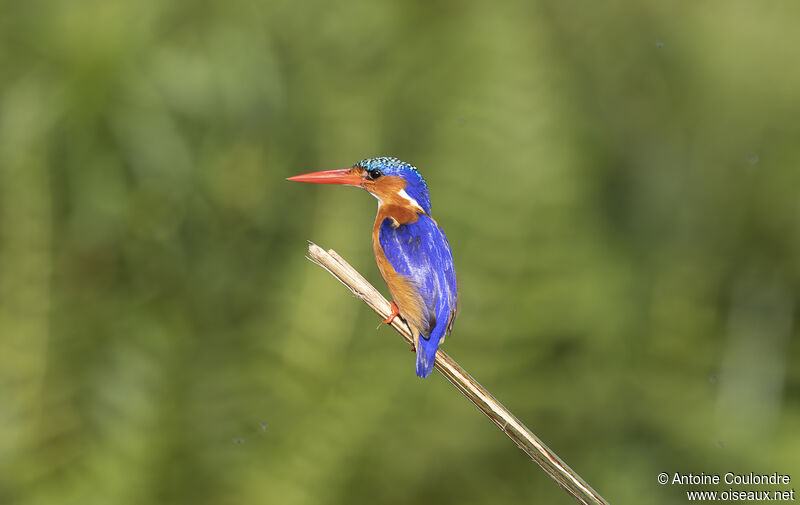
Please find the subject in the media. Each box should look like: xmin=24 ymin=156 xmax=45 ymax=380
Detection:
xmin=355 ymin=157 xmax=432 ymax=214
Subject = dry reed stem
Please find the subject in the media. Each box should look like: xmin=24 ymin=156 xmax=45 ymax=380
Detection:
xmin=306 ymin=242 xmax=609 ymax=505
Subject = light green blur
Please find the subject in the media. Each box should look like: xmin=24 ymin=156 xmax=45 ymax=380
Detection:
xmin=1 ymin=1 xmax=799 ymax=504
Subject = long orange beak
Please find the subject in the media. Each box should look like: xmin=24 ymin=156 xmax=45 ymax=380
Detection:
xmin=286 ymin=168 xmax=362 ymax=186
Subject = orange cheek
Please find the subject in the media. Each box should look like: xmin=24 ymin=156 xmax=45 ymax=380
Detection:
xmin=369 ymin=175 xmax=407 ymax=200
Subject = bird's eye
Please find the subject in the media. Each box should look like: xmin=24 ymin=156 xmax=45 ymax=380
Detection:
xmin=367 ymin=169 xmax=383 ymax=180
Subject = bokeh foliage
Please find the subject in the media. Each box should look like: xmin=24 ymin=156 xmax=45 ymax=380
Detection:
xmin=1 ymin=1 xmax=799 ymax=504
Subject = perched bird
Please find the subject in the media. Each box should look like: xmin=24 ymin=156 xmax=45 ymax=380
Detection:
xmin=287 ymin=157 xmax=457 ymax=378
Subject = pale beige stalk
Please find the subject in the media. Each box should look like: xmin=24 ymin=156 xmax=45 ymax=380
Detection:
xmin=306 ymin=242 xmax=609 ymax=505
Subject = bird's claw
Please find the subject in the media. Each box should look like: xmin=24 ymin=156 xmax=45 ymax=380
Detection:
xmin=381 ymin=301 xmax=400 ymax=324
xmin=380 ymin=303 xmax=415 ymax=352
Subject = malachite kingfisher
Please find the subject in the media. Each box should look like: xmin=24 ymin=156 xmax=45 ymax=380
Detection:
xmin=287 ymin=157 xmax=458 ymax=378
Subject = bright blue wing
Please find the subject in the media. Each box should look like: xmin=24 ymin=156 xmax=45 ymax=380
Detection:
xmin=379 ymin=215 xmax=457 ymax=377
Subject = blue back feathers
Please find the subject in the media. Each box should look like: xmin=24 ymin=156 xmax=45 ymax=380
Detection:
xmin=378 ymin=215 xmax=457 ymax=378
xmin=355 ymin=157 xmax=432 ymax=214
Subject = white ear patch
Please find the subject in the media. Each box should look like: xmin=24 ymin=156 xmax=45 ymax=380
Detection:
xmin=397 ymin=188 xmax=424 ymax=212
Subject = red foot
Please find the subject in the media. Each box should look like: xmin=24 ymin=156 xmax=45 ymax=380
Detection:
xmin=410 ymin=345 xmax=416 ymax=353
xmin=381 ymin=301 xmax=400 ymax=324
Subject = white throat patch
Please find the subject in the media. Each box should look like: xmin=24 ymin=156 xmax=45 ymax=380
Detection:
xmin=397 ymin=188 xmax=424 ymax=212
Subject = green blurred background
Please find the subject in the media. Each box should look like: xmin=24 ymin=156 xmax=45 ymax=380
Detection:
xmin=1 ymin=1 xmax=799 ymax=504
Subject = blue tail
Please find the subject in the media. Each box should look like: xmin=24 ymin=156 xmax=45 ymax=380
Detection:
xmin=415 ymin=334 xmax=439 ymax=378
